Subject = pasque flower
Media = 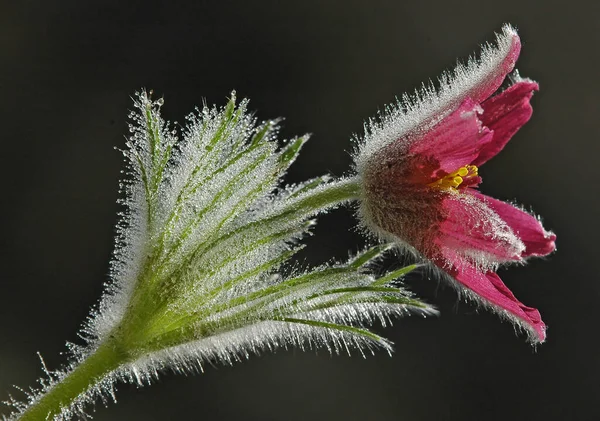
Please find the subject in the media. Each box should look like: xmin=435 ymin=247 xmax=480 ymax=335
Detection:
xmin=355 ymin=25 xmax=555 ymax=344
xmin=5 ymin=25 xmax=555 ymax=421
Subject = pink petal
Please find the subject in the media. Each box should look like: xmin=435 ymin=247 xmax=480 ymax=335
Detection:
xmin=355 ymin=26 xmax=522 ymax=169
xmin=409 ymin=99 xmax=493 ymax=179
xmin=466 ymin=26 xmax=522 ymax=105
xmin=473 ymin=80 xmax=539 ymax=166
xmin=437 ymin=193 xmax=525 ymax=264
xmin=440 ymin=251 xmax=546 ymax=343
xmin=473 ymin=192 xmax=556 ymax=257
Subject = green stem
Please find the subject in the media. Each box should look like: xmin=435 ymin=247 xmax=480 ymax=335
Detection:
xmin=18 ymin=338 xmax=130 ymax=421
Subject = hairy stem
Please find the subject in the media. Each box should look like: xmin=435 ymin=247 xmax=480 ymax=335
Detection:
xmin=18 ymin=337 xmax=130 ymax=421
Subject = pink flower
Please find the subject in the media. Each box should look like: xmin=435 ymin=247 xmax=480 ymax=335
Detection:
xmin=355 ymin=25 xmax=556 ymax=344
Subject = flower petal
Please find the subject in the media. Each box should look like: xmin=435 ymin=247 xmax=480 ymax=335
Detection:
xmin=473 ymin=80 xmax=539 ymax=166
xmin=409 ymin=99 xmax=493 ymax=178
xmin=440 ymin=251 xmax=546 ymax=343
xmin=355 ymin=25 xmax=521 ymax=168
xmin=426 ymin=24 xmax=521 ymax=129
xmin=473 ymin=192 xmax=556 ymax=257
xmin=436 ymin=193 xmax=525 ymax=268
xmin=457 ymin=25 xmax=523 ymax=106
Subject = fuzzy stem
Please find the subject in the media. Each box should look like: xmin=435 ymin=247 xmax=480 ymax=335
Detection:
xmin=18 ymin=338 xmax=130 ymax=421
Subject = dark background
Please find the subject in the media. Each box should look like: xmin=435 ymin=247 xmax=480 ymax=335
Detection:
xmin=0 ymin=1 xmax=597 ymax=420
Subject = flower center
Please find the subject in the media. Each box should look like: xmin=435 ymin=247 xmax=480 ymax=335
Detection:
xmin=429 ymin=165 xmax=479 ymax=189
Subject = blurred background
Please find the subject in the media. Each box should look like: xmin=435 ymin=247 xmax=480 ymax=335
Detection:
xmin=0 ymin=1 xmax=597 ymax=420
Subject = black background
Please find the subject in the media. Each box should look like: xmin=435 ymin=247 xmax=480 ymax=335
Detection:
xmin=1 ymin=1 xmax=597 ymax=420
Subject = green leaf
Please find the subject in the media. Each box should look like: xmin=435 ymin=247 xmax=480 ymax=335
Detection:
xmin=250 ymin=120 xmax=277 ymax=147
xmin=281 ymin=317 xmax=388 ymax=344
xmin=212 ymin=178 xmax=360 ymax=251
xmin=278 ymin=135 xmax=309 ymax=170
xmin=372 ymin=264 xmax=420 ymax=286
xmin=287 ymin=176 xmax=330 ymax=199
xmin=349 ymin=244 xmax=394 ymax=268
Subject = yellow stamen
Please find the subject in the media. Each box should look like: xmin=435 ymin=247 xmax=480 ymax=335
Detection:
xmin=456 ymin=167 xmax=469 ymax=177
xmin=429 ymin=165 xmax=478 ymax=189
